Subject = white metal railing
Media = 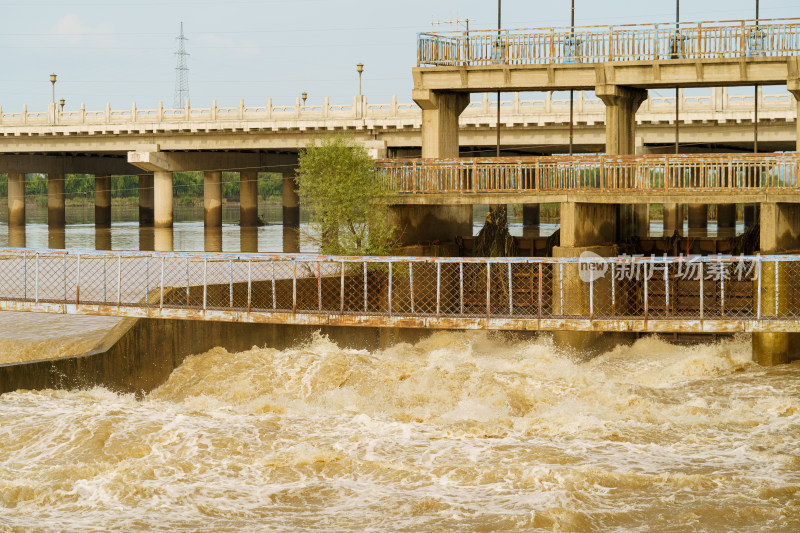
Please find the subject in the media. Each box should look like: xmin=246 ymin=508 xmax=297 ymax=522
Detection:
xmin=0 ymin=248 xmax=797 ymax=333
xmin=0 ymin=89 xmax=794 ymax=128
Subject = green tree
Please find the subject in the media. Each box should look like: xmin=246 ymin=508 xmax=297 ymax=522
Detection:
xmin=297 ymin=135 xmax=396 ymax=255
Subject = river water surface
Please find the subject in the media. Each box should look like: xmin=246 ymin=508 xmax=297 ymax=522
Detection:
xmin=1 ymin=332 xmax=798 ymax=531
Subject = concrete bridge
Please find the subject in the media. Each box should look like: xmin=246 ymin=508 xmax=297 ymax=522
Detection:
xmin=0 ymin=90 xmax=795 ymax=156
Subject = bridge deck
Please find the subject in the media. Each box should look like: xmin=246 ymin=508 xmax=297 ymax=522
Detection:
xmin=0 ymin=249 xmax=798 ymax=334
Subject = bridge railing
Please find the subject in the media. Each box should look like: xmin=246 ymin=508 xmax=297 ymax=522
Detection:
xmin=0 ymin=249 xmax=797 ymax=331
xmin=418 ymin=18 xmax=800 ymax=66
xmin=0 ymin=90 xmax=795 ymax=128
xmin=377 ymin=153 xmax=800 ymax=194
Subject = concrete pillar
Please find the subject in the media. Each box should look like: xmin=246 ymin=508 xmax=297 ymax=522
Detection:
xmin=153 ymin=227 xmax=173 ymax=252
xmin=94 ymin=175 xmax=111 ymax=228
xmin=619 ymin=204 xmax=649 ymax=240
xmin=153 ymin=171 xmax=173 ymax=228
xmin=522 ymin=204 xmax=540 ymax=237
xmin=753 ymin=202 xmax=800 ymax=365
xmin=95 ymin=227 xmax=112 ymax=251
xmin=388 ymin=205 xmax=473 ymax=246
xmin=663 ymin=203 xmax=683 ymax=236
xmin=204 ymin=171 xmax=222 ymax=228
xmin=8 ymin=227 xmax=25 ymax=248
xmin=282 ymin=173 xmax=300 ymax=254
xmin=412 ymin=89 xmax=469 ymax=158
xmin=47 ymin=173 xmax=65 ymax=228
xmin=239 ymin=171 xmax=259 ymax=227
xmin=688 ymin=204 xmax=708 ymax=237
xmin=204 ymin=226 xmax=222 ymax=252
xmin=595 ymin=85 xmax=647 ymax=155
xmin=48 ymin=228 xmax=65 ymax=250
xmin=7 ymin=173 xmax=25 ymax=228
xmin=240 ymin=226 xmax=259 ymax=253
xmin=744 ymin=204 xmax=758 ymax=228
xmin=139 ymin=174 xmax=154 ymax=227
xmin=788 ymin=59 xmax=800 ymax=150
xmin=138 ymin=227 xmax=154 ymax=252
xmin=553 ymin=202 xmax=621 ymax=352
xmin=717 ymin=204 xmax=737 ymax=238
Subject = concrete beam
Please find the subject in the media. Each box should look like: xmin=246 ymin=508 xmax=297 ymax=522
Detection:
xmin=127 ymin=149 xmax=297 ymax=173
xmin=413 ymin=57 xmax=792 ymax=93
xmin=0 ymin=154 xmax=138 ymax=175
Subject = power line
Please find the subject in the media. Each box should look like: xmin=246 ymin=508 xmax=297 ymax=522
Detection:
xmin=174 ymin=22 xmax=190 ymax=109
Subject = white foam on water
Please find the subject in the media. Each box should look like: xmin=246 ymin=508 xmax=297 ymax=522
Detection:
xmin=0 ymin=331 xmax=798 ymax=531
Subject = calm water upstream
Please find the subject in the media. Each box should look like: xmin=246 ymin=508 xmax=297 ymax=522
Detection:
xmin=0 ymin=204 xmax=794 ymax=531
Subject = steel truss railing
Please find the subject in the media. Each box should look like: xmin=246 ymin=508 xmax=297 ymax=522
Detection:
xmin=418 ymin=18 xmax=800 ymax=66
xmin=0 ymin=248 xmax=798 ymax=333
xmin=377 ymin=153 xmax=800 ymax=194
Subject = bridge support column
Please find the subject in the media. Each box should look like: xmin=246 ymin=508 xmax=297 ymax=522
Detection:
xmin=619 ymin=204 xmax=649 ymax=240
xmin=553 ymin=202 xmax=623 ymax=353
xmin=282 ymin=173 xmax=300 ymax=253
xmin=139 ymin=174 xmax=154 ymax=227
xmin=412 ymin=89 xmax=469 ymax=158
xmin=388 ymin=205 xmax=472 ymax=247
xmin=663 ymin=204 xmax=682 ymax=236
xmin=688 ymin=204 xmax=708 ymax=237
xmin=240 ymin=171 xmax=259 ymax=227
xmin=7 ymin=173 xmax=25 ymax=229
xmin=717 ymin=204 xmax=737 ymax=238
xmin=94 ymin=175 xmax=111 ymax=228
xmin=522 ymin=204 xmax=540 ymax=237
xmin=240 ymin=227 xmax=258 ymax=253
xmin=753 ymin=202 xmax=800 ymax=366
xmin=95 ymin=228 xmax=112 ymax=251
xmin=595 ymin=85 xmax=647 ymax=156
xmin=47 ymin=173 xmax=65 ymax=228
xmin=744 ymin=204 xmax=759 ymax=229
xmin=788 ymin=59 xmax=800 ymax=150
xmin=204 ymin=171 xmax=222 ymax=228
xmin=153 ymin=171 xmax=173 ymax=228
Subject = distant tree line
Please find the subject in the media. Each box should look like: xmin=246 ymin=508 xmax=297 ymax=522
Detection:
xmin=0 ymin=172 xmax=283 ymax=200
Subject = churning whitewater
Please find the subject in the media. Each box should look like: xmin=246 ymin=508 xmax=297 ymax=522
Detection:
xmin=0 ymin=332 xmax=798 ymax=531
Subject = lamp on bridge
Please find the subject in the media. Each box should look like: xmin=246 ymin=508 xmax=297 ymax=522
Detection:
xmin=301 ymin=92 xmax=307 ymax=106
xmin=49 ymin=73 xmax=57 ymax=105
xmin=59 ymin=99 xmax=65 ymax=112
xmin=356 ymin=63 xmax=364 ymax=97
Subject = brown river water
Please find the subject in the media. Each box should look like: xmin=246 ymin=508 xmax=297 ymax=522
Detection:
xmin=0 ymin=332 xmax=798 ymax=532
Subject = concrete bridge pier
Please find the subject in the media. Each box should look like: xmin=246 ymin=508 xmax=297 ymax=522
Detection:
xmin=412 ymin=89 xmax=469 ymax=158
xmin=204 ymin=226 xmax=223 ymax=252
xmin=240 ymin=226 xmax=258 ymax=253
xmin=154 ymin=227 xmax=173 ymax=252
xmin=239 ymin=171 xmax=259 ymax=227
xmin=389 ymin=205 xmax=472 ymax=247
xmin=138 ymin=174 xmax=154 ymax=227
xmin=7 ymin=173 xmax=25 ymax=230
xmin=717 ymin=204 xmax=737 ymax=238
xmin=282 ymin=173 xmax=300 ymax=253
xmin=95 ymin=175 xmax=111 ymax=228
xmin=744 ymin=204 xmax=759 ymax=228
xmin=522 ymin=204 xmax=540 ymax=237
xmin=95 ymin=227 xmax=112 ymax=251
xmin=688 ymin=204 xmax=708 ymax=237
xmin=47 ymin=173 xmax=65 ymax=228
xmin=153 ymin=171 xmax=173 ymax=228
xmin=753 ymin=202 xmax=800 ymax=366
xmin=552 ymin=202 xmax=624 ymax=352
xmin=595 ymin=84 xmax=647 ymax=156
xmin=203 ymin=171 xmax=222 ymax=228
xmin=618 ymin=204 xmax=649 ymax=241
xmin=663 ymin=204 xmax=683 ymax=236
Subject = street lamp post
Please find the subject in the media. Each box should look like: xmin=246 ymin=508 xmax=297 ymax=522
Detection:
xmin=59 ymin=99 xmax=65 ymax=112
xmin=50 ymin=73 xmax=57 ymax=106
xmin=357 ymin=62 xmax=364 ymax=119
xmin=301 ymin=92 xmax=307 ymax=106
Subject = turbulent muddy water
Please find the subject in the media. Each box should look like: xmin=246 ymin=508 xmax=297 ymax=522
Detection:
xmin=0 ymin=332 xmax=798 ymax=532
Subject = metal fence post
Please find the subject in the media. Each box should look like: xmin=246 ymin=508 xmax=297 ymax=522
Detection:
xmin=436 ymin=261 xmax=442 ymax=317
xmin=508 ymin=262 xmax=513 ymax=315
xmin=317 ymin=261 xmax=322 ymax=312
xmin=486 ymin=261 xmax=491 ymax=318
xmin=388 ymin=261 xmax=393 ymax=317
xmin=63 ymin=255 xmax=67 ymax=302
xmin=363 ymin=261 xmax=368 ymax=312
xmin=292 ymin=261 xmax=297 ymax=313
xmin=229 ymin=259 xmax=234 ymax=308
xmin=202 ymin=257 xmax=207 ymax=310
xmin=757 ymin=256 xmax=762 ymax=319
xmin=247 ymin=259 xmax=252 ymax=312
xmin=160 ymin=256 xmax=165 ymax=308
xmin=775 ymin=259 xmax=779 ymax=317
xmin=117 ymin=254 xmax=122 ymax=307
xmin=34 ymin=252 xmax=39 ymax=303
xmin=186 ymin=257 xmax=190 ymax=305
xmin=271 ymin=261 xmax=276 ymax=310
xmin=409 ymin=263 xmax=415 ymax=314
xmin=699 ymin=262 xmax=704 ymax=321
xmin=76 ymin=253 xmax=81 ymax=305
xmin=23 ymin=252 xmax=27 ymax=301
xmin=340 ymin=260 xmax=345 ymax=314
xmin=145 ymin=255 xmax=149 ymax=308
xmin=459 ymin=261 xmax=464 ymax=315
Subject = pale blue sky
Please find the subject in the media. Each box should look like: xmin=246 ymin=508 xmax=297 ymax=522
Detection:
xmin=1 ymin=0 xmax=797 ymax=111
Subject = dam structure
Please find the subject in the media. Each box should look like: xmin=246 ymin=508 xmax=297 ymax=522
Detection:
xmin=2 ymin=16 xmax=800 ymax=393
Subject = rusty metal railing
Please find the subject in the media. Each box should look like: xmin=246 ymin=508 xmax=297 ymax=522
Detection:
xmin=418 ymin=18 xmax=800 ymax=66
xmin=0 ymin=248 xmax=798 ymax=333
xmin=377 ymin=153 xmax=800 ymax=194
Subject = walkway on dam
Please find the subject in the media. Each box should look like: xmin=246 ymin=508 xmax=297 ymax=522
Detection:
xmin=379 ymin=152 xmax=800 ymax=204
xmin=0 ymin=248 xmax=798 ymax=334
